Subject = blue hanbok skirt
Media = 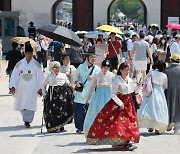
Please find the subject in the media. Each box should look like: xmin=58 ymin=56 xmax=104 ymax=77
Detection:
xmin=83 ymin=86 xmax=111 ymax=136
xmin=137 ymin=84 xmax=169 ymax=132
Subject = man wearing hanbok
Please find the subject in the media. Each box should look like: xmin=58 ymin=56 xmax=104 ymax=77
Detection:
xmin=9 ymin=41 xmax=44 ymax=128
xmin=73 ymin=48 xmax=101 ymax=133
xmin=165 ymin=54 xmax=180 ymax=135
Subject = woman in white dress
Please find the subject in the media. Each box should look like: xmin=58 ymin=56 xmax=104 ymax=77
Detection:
xmin=138 ymin=61 xmax=169 ymax=134
xmin=94 ymin=38 xmax=107 ymax=67
xmin=60 ymin=54 xmax=76 ymax=85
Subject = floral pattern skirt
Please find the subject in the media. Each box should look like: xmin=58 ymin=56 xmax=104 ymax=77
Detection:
xmin=86 ymin=93 xmax=140 ymax=146
xmin=43 ymin=85 xmax=74 ymax=132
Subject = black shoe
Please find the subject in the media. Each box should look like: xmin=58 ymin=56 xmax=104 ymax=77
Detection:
xmin=148 ymin=128 xmax=154 ymax=132
xmin=128 ymin=143 xmax=137 ymax=151
xmin=155 ymin=130 xmax=161 ymax=135
xmin=24 ymin=122 xmax=31 ymax=128
xmin=60 ymin=127 xmax=64 ymax=132
xmin=76 ymin=129 xmax=83 ymax=134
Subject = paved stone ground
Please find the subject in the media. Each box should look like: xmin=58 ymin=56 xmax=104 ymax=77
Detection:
xmin=0 ymin=59 xmax=180 ymax=154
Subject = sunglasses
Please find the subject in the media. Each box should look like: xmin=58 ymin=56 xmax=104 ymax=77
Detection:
xmin=52 ymin=66 xmax=59 ymax=69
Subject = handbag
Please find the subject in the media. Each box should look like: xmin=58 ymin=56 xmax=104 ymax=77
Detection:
xmin=142 ymin=72 xmax=153 ymax=96
xmin=135 ymin=94 xmax=143 ymax=104
xmin=74 ymin=83 xmax=84 ymax=92
xmin=132 ymin=92 xmax=143 ymax=105
xmin=74 ymin=66 xmax=95 ymax=92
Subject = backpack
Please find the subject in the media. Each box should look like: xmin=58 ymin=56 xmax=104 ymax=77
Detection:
xmin=142 ymin=71 xmax=153 ymax=96
xmin=122 ymin=38 xmax=129 ymax=52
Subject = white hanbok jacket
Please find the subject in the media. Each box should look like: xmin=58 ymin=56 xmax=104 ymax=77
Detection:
xmin=9 ymin=58 xmax=44 ymax=111
xmin=111 ymin=76 xmax=137 ymax=106
xmin=60 ymin=64 xmax=76 ymax=85
xmin=86 ymin=71 xmax=115 ymax=101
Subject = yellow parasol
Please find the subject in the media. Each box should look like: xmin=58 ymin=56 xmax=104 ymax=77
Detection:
xmin=11 ymin=37 xmax=37 ymax=47
xmin=96 ymin=25 xmax=123 ymax=34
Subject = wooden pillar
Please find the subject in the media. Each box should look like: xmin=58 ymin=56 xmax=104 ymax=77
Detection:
xmin=72 ymin=0 xmax=93 ymax=31
xmin=0 ymin=0 xmax=11 ymax=11
xmin=73 ymin=0 xmax=85 ymax=31
xmin=161 ymin=0 xmax=180 ymax=29
xmin=169 ymin=0 xmax=178 ymax=16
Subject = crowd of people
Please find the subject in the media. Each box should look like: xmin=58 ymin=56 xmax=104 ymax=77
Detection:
xmin=5 ymin=23 xmax=180 ymax=151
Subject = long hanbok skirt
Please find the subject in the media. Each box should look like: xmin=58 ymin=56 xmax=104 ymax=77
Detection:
xmin=84 ymin=86 xmax=111 ymax=136
xmin=86 ymin=93 xmax=140 ymax=146
xmin=138 ymin=84 xmax=169 ymax=132
xmin=43 ymin=85 xmax=74 ymax=132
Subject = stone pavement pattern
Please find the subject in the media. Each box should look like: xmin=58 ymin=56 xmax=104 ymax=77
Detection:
xmin=0 ymin=60 xmax=180 ymax=154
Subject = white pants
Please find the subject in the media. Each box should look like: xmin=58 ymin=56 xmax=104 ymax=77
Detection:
xmin=20 ymin=110 xmax=35 ymax=123
xmin=134 ymin=60 xmax=147 ymax=71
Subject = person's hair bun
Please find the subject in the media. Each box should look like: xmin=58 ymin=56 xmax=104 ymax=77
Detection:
xmin=25 ymin=41 xmax=33 ymax=52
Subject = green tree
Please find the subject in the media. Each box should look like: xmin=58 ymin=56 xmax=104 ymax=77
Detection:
xmin=110 ymin=0 xmax=144 ymax=23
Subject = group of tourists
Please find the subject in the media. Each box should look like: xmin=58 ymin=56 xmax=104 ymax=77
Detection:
xmin=6 ymin=23 xmax=180 ymax=151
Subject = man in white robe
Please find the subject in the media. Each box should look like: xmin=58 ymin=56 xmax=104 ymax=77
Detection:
xmin=9 ymin=41 xmax=44 ymax=128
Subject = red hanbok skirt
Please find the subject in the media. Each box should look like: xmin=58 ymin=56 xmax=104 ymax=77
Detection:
xmin=86 ymin=93 xmax=140 ymax=146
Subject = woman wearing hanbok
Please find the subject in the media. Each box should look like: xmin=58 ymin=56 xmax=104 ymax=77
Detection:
xmin=60 ymin=54 xmax=76 ymax=85
xmin=138 ymin=61 xmax=169 ymax=134
xmin=86 ymin=63 xmax=140 ymax=151
xmin=83 ymin=59 xmax=115 ymax=136
xmin=42 ymin=61 xmax=74 ymax=133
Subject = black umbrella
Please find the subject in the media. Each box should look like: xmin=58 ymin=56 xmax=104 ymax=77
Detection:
xmin=37 ymin=24 xmax=82 ymax=47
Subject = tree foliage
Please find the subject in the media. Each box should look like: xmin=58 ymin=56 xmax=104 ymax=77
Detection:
xmin=110 ymin=0 xmax=144 ymax=23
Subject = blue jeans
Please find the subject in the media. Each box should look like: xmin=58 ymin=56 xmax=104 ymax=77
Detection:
xmin=123 ymin=52 xmax=129 ymax=62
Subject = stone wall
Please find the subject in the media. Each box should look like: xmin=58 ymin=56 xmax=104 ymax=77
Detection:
xmin=11 ymin=0 xmax=57 ymax=35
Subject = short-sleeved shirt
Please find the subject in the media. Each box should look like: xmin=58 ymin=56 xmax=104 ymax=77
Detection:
xmin=133 ymin=39 xmax=150 ymax=61
xmin=108 ymin=40 xmax=122 ymax=58
xmin=49 ymin=41 xmax=64 ymax=61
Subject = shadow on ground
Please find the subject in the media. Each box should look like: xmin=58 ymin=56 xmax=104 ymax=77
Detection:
xmin=10 ymin=134 xmax=35 ymax=138
xmin=140 ymin=132 xmax=171 ymax=137
xmin=73 ymin=147 xmax=131 ymax=153
xmin=55 ymin=142 xmax=87 ymax=147
xmin=0 ymin=125 xmax=41 ymax=132
xmin=0 ymin=94 xmax=12 ymax=97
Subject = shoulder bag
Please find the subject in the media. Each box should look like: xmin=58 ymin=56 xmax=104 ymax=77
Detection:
xmin=74 ymin=66 xmax=95 ymax=92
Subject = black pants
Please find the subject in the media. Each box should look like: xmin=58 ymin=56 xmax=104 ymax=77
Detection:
xmin=37 ymin=51 xmax=47 ymax=68
xmin=108 ymin=56 xmax=118 ymax=71
xmin=74 ymin=102 xmax=86 ymax=131
xmin=146 ymin=64 xmax=151 ymax=74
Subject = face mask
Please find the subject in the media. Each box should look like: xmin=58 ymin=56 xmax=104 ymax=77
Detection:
xmin=161 ymin=40 xmax=166 ymax=44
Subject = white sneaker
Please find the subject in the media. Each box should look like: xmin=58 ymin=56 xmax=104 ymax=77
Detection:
xmin=173 ymin=129 xmax=180 ymax=135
